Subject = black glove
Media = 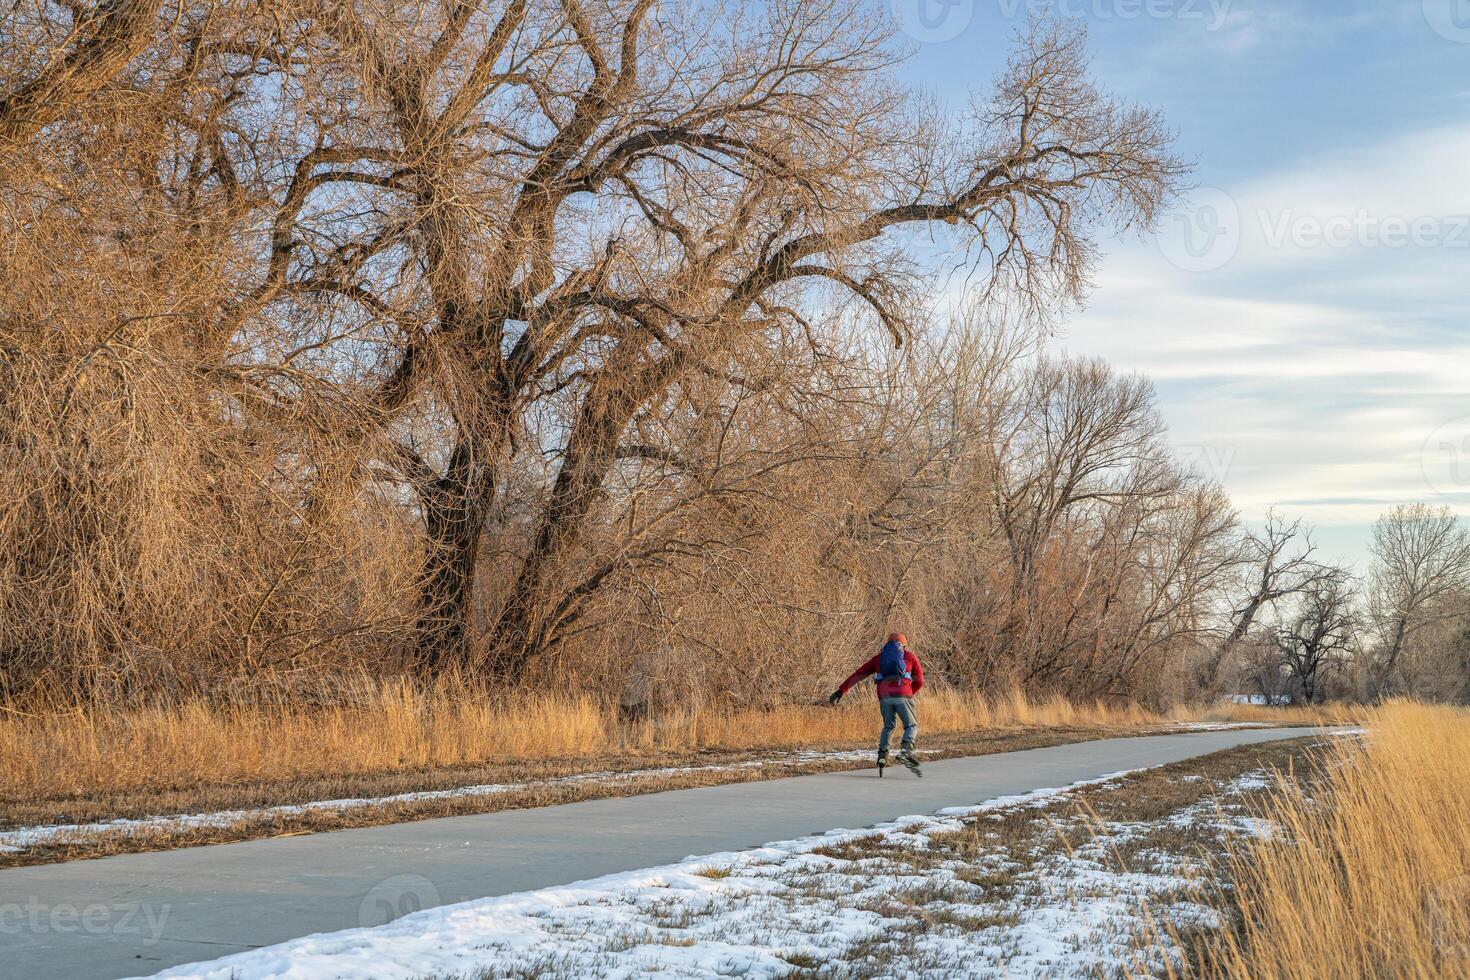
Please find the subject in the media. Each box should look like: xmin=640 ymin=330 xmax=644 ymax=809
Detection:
xmin=828 ymin=690 xmax=843 ymax=706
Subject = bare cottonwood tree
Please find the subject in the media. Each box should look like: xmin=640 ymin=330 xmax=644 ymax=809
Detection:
xmin=910 ymin=353 xmax=1239 ymax=701
xmin=1275 ymin=571 xmax=1356 ymax=704
xmin=1367 ymin=504 xmax=1470 ymax=698
xmin=271 ymin=5 xmax=1185 ymax=675
xmin=983 ymin=359 xmax=1169 ymax=681
xmin=3 ymin=1 xmax=1227 ymax=708
xmin=1196 ymin=512 xmax=1337 ymax=696
xmin=0 ymin=1 xmax=165 ymax=147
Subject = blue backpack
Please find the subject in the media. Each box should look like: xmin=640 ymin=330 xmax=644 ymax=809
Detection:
xmin=875 ymin=640 xmax=911 ymax=683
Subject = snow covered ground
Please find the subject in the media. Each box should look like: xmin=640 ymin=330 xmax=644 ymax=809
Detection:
xmin=132 ymin=760 xmax=1290 ymax=980
xmin=1173 ymin=721 xmax=1270 ymax=731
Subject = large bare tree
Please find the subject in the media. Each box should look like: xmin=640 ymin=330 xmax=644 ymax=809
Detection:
xmin=252 ymin=4 xmax=1185 ymax=675
xmin=2 ymin=0 xmax=1223 ymax=705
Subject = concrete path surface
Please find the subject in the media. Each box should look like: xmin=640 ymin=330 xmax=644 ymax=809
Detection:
xmin=1 ymin=726 xmax=1336 ymax=979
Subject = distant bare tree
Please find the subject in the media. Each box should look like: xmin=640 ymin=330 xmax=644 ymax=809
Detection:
xmin=1368 ymin=504 xmax=1470 ymax=698
xmin=1275 ymin=571 xmax=1356 ymax=704
xmin=944 ymin=356 xmax=1239 ymax=700
xmin=1200 ymin=512 xmax=1337 ymax=695
xmin=988 ymin=358 xmax=1168 ymax=600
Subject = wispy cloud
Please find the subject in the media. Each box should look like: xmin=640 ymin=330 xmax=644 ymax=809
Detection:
xmin=1062 ymin=120 xmax=1470 ymax=553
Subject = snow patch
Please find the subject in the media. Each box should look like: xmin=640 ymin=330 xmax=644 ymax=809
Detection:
xmin=1174 ymin=722 xmax=1271 ymax=731
xmin=131 ymin=765 xmax=1256 ymax=980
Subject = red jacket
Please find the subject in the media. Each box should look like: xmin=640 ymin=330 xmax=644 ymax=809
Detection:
xmin=839 ymin=648 xmax=924 ymax=699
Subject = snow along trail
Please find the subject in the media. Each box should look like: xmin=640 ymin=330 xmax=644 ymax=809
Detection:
xmin=0 ymin=749 xmax=878 ymax=853
xmin=5 ymin=726 xmax=1339 ymax=980
xmin=134 ymin=761 xmax=1293 ymax=980
xmin=135 ymin=770 xmax=1154 ymax=980
xmin=1172 ymin=721 xmax=1270 ymax=731
xmin=0 ymin=724 xmax=1272 ymax=853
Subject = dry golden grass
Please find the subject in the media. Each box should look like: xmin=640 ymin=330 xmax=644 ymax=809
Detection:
xmin=0 ymin=681 xmax=1323 ymax=803
xmin=1187 ymin=700 xmax=1356 ymax=726
xmin=1200 ymin=701 xmax=1470 ymax=979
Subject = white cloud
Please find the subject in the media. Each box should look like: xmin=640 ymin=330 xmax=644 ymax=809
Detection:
xmin=1060 ymin=120 xmax=1470 ymax=557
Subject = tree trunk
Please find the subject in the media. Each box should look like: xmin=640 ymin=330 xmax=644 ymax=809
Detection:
xmin=1373 ymin=615 xmax=1409 ymax=700
xmin=1200 ymin=594 xmax=1264 ymax=693
xmin=488 ymin=349 xmax=682 ymax=676
xmin=413 ymin=429 xmax=500 ymax=676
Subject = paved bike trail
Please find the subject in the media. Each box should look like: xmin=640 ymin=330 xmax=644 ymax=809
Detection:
xmin=0 ymin=726 xmax=1336 ymax=979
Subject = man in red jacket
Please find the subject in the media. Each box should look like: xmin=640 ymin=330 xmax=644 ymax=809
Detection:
xmin=829 ymin=632 xmax=924 ymax=771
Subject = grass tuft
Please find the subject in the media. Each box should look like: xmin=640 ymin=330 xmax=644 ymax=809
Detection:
xmin=692 ymin=866 xmax=734 ymax=880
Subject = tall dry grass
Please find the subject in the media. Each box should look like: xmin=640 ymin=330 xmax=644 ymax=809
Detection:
xmin=0 ymin=682 xmax=1224 ymax=802
xmin=1187 ymin=700 xmax=1358 ymax=727
xmin=1200 ymin=701 xmax=1470 ymax=979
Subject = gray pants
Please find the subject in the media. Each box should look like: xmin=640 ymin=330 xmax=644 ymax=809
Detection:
xmin=878 ymin=696 xmax=918 ymax=753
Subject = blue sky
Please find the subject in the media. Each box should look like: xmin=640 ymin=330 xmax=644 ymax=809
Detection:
xmin=892 ymin=0 xmax=1470 ymax=569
